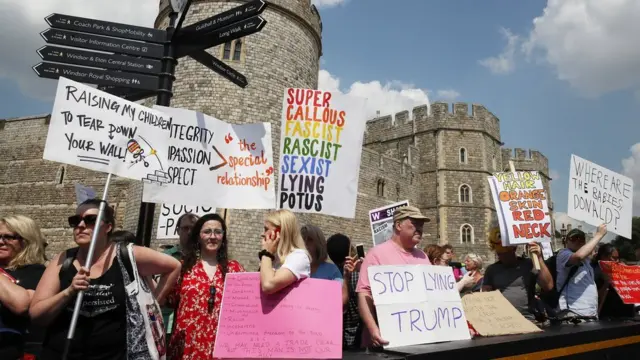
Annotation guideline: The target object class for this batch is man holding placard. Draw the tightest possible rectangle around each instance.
[356,206,431,348]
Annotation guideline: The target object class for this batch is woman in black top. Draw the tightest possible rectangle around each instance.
[0,215,48,360]
[30,199,181,360]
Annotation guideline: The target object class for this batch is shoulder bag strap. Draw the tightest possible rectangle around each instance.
[558,264,581,294]
[61,247,80,274]
[119,242,134,281]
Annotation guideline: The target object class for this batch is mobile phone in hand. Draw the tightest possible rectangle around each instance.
[356,244,365,259]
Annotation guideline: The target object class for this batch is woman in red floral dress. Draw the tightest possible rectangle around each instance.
[165,213,244,360]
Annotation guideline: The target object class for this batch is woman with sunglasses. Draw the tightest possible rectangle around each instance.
[164,213,244,360]
[30,199,181,360]
[0,215,47,360]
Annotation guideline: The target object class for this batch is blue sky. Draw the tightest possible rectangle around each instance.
[1,0,639,236]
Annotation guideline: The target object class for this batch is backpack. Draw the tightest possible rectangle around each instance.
[539,253,580,310]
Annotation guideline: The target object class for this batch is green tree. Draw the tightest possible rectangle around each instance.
[611,217,640,260]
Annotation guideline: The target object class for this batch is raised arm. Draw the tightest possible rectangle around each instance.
[567,224,607,266]
[133,246,181,304]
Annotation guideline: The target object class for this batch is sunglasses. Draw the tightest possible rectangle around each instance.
[0,233,21,242]
[68,214,99,228]
[208,285,216,313]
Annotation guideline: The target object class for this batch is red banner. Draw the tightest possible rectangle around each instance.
[599,261,640,304]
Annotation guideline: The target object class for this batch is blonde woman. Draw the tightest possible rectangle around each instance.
[259,210,311,294]
[0,215,47,360]
[461,253,484,295]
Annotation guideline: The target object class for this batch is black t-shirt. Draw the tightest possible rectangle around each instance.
[0,264,46,359]
[593,265,634,318]
[41,258,127,360]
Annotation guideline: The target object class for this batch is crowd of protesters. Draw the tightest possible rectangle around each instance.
[0,199,635,359]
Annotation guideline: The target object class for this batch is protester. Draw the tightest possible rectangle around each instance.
[556,225,607,318]
[302,224,342,282]
[165,213,244,360]
[327,234,363,350]
[483,218,553,321]
[592,244,634,318]
[259,209,311,294]
[0,215,47,360]
[424,244,445,265]
[30,199,181,360]
[356,206,430,348]
[442,244,462,280]
[460,253,484,294]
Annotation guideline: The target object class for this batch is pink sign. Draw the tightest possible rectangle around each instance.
[213,272,342,359]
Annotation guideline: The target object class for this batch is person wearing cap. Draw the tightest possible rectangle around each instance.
[556,224,607,318]
[356,205,431,348]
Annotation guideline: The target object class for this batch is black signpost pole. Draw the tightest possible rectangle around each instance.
[135,12,179,247]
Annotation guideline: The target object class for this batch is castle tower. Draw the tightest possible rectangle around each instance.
[123,0,323,269]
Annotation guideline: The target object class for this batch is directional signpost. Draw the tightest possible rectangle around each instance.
[190,50,247,88]
[37,46,161,74]
[32,62,158,90]
[45,13,167,43]
[176,0,266,39]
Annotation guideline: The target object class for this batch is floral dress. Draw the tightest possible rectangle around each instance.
[166,260,244,360]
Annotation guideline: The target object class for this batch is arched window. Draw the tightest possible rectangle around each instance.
[377,179,385,196]
[460,224,474,243]
[459,184,471,203]
[233,39,243,61]
[459,148,467,164]
[222,42,232,60]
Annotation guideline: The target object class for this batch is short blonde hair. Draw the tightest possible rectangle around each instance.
[265,209,309,263]
[465,253,484,272]
[0,215,47,269]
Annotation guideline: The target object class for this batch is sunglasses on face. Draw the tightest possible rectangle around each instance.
[68,214,99,228]
[208,285,216,313]
[0,233,21,242]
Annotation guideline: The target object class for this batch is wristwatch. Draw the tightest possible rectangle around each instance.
[258,249,275,261]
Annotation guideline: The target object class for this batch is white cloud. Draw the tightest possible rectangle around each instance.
[311,0,346,8]
[621,143,640,214]
[0,0,160,101]
[549,169,561,181]
[519,0,640,97]
[435,89,461,102]
[552,211,617,242]
[479,27,519,75]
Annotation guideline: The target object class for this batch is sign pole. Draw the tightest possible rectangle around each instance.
[62,173,113,360]
[135,12,179,248]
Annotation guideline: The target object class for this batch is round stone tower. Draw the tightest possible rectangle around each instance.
[142,0,322,268]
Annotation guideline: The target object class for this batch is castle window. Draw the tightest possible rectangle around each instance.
[221,39,245,62]
[233,39,242,61]
[222,42,232,60]
[492,155,497,170]
[57,166,65,184]
[459,184,472,203]
[377,179,385,197]
[460,224,474,244]
[459,148,467,164]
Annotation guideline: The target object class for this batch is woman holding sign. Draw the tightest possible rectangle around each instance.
[259,210,311,294]
[165,213,244,360]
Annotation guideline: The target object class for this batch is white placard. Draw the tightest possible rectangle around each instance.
[278,88,367,218]
[487,171,552,246]
[368,265,470,348]
[74,183,96,204]
[369,201,409,247]
[43,77,171,181]
[156,203,215,239]
[568,154,633,238]
[142,106,276,209]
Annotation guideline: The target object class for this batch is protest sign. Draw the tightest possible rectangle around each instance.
[462,291,541,336]
[213,273,342,359]
[488,171,552,246]
[599,261,640,304]
[74,183,96,204]
[278,88,366,218]
[568,154,633,238]
[368,265,470,348]
[369,201,409,246]
[142,106,275,209]
[43,77,170,181]
[156,204,215,239]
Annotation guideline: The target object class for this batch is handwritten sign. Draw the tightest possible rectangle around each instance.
[599,261,640,304]
[568,155,633,238]
[213,273,342,359]
[43,77,170,181]
[142,106,275,209]
[369,201,409,247]
[156,204,215,239]
[368,265,470,348]
[462,291,542,336]
[488,171,552,246]
[278,88,366,218]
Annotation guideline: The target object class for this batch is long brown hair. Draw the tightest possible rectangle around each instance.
[181,213,229,278]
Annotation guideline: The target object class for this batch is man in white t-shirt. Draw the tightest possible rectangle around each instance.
[556,224,607,318]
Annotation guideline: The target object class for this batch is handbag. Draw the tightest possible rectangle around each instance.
[116,242,167,360]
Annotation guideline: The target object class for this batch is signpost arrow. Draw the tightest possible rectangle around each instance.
[32,62,159,90]
[100,86,158,102]
[40,28,164,59]
[190,50,247,88]
[175,16,267,58]
[176,0,266,39]
[45,13,166,43]
[37,45,161,75]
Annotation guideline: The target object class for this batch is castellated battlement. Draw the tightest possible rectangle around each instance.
[360,147,415,178]
[364,102,501,145]
[501,148,549,176]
